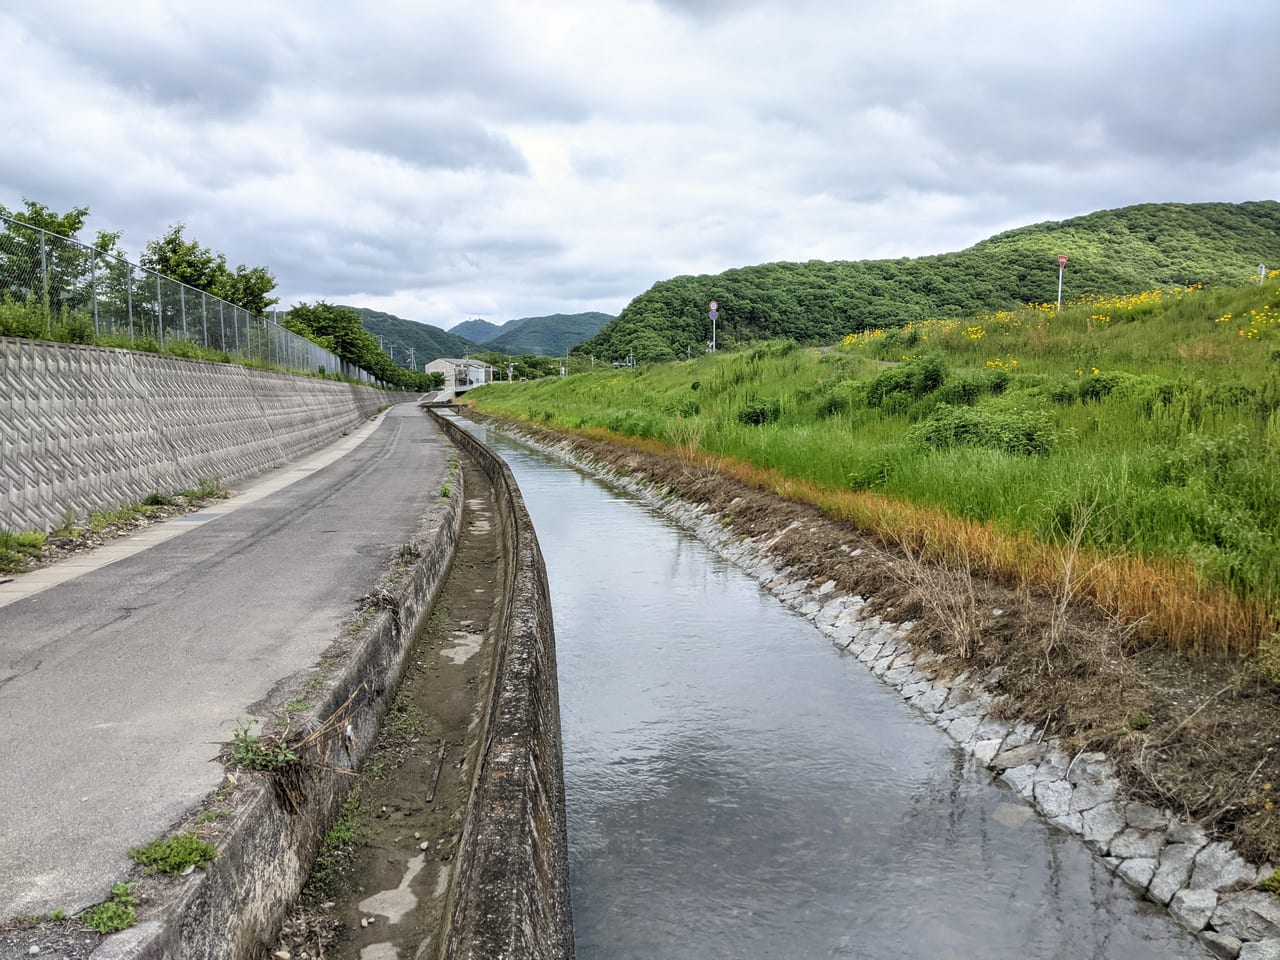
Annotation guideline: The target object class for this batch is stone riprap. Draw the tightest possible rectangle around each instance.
[495,423,1278,960]
[0,337,414,532]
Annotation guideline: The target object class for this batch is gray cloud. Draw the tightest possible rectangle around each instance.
[1,0,1276,331]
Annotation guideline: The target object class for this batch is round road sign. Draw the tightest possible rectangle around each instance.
[709,300,719,312]
[1057,254,1068,269]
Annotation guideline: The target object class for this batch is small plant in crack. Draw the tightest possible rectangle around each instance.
[81,883,138,933]
[230,723,300,771]
[130,832,217,875]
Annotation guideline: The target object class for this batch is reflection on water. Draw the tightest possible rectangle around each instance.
[462,420,1206,960]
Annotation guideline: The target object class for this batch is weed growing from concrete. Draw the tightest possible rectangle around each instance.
[230,723,300,771]
[441,481,452,499]
[81,883,137,933]
[0,529,44,573]
[130,833,217,875]
[284,694,309,714]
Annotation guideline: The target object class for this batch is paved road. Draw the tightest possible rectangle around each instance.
[0,403,455,919]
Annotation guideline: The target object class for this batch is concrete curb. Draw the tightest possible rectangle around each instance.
[498,422,1280,960]
[89,449,465,959]
[428,411,574,960]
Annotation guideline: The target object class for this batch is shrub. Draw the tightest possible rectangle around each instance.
[866,355,947,407]
[908,401,1058,456]
[736,396,781,426]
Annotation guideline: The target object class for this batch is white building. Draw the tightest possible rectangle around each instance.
[425,358,494,399]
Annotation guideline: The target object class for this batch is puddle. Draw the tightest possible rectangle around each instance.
[442,630,484,664]
[359,853,426,923]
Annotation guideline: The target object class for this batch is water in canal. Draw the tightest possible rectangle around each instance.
[465,422,1206,960]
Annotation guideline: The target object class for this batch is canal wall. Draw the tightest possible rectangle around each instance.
[0,337,414,532]
[492,422,1280,960]
[429,411,575,960]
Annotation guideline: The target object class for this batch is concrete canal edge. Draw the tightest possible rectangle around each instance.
[492,421,1280,960]
[428,410,574,960]
[91,441,465,960]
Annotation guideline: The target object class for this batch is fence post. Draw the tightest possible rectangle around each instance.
[90,247,99,335]
[180,285,187,340]
[201,292,209,346]
[40,230,50,336]
[219,299,226,353]
[127,263,134,340]
[156,274,164,347]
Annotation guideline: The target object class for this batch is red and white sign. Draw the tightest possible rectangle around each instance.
[1057,254,1068,269]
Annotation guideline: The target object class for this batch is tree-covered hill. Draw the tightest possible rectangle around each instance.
[342,306,482,366]
[486,311,613,356]
[450,317,504,342]
[578,201,1280,362]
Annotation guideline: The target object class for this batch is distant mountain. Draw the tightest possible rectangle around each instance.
[485,312,613,356]
[450,317,505,343]
[579,200,1280,362]
[341,306,482,367]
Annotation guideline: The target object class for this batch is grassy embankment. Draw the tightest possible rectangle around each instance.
[465,276,1280,663]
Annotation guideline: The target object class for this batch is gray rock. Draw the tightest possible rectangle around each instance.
[1149,842,1207,906]
[1238,940,1280,960]
[1212,891,1280,942]
[1000,764,1038,798]
[1035,780,1074,819]
[857,641,885,664]
[1067,751,1115,785]
[938,700,985,724]
[911,687,947,714]
[1169,888,1219,931]
[1124,802,1170,831]
[1000,723,1037,751]
[1034,752,1071,785]
[973,717,1011,743]
[1110,829,1166,860]
[871,655,894,676]
[1049,812,1084,835]
[1199,932,1243,960]
[1116,857,1158,890]
[1192,842,1259,893]
[945,715,982,745]
[992,742,1047,771]
[884,665,917,688]
[900,681,931,701]
[1081,802,1127,851]
[1069,781,1118,814]
[971,739,1004,766]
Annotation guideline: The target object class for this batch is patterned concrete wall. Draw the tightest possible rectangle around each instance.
[0,337,407,532]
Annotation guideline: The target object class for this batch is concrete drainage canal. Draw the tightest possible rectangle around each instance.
[305,417,1212,959]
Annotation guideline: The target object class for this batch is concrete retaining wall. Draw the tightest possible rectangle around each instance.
[429,411,574,960]
[0,337,412,532]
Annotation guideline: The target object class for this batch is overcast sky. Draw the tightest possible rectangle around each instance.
[2,1,1277,330]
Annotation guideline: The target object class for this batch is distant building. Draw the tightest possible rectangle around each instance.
[425,358,494,399]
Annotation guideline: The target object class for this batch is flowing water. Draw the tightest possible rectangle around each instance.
[462,421,1207,960]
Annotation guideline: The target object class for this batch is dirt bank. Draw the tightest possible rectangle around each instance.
[479,415,1280,871]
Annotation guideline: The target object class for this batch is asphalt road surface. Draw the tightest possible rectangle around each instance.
[0,403,454,919]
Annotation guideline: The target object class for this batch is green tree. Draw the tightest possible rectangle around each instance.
[0,199,125,324]
[141,223,278,314]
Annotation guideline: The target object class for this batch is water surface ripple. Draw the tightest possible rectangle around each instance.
[467,422,1206,960]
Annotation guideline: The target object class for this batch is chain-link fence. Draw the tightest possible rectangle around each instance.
[0,214,381,384]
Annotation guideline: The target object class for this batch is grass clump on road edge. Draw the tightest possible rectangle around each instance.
[81,883,137,933]
[129,832,217,875]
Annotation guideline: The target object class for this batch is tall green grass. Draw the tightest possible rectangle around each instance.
[468,279,1280,636]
